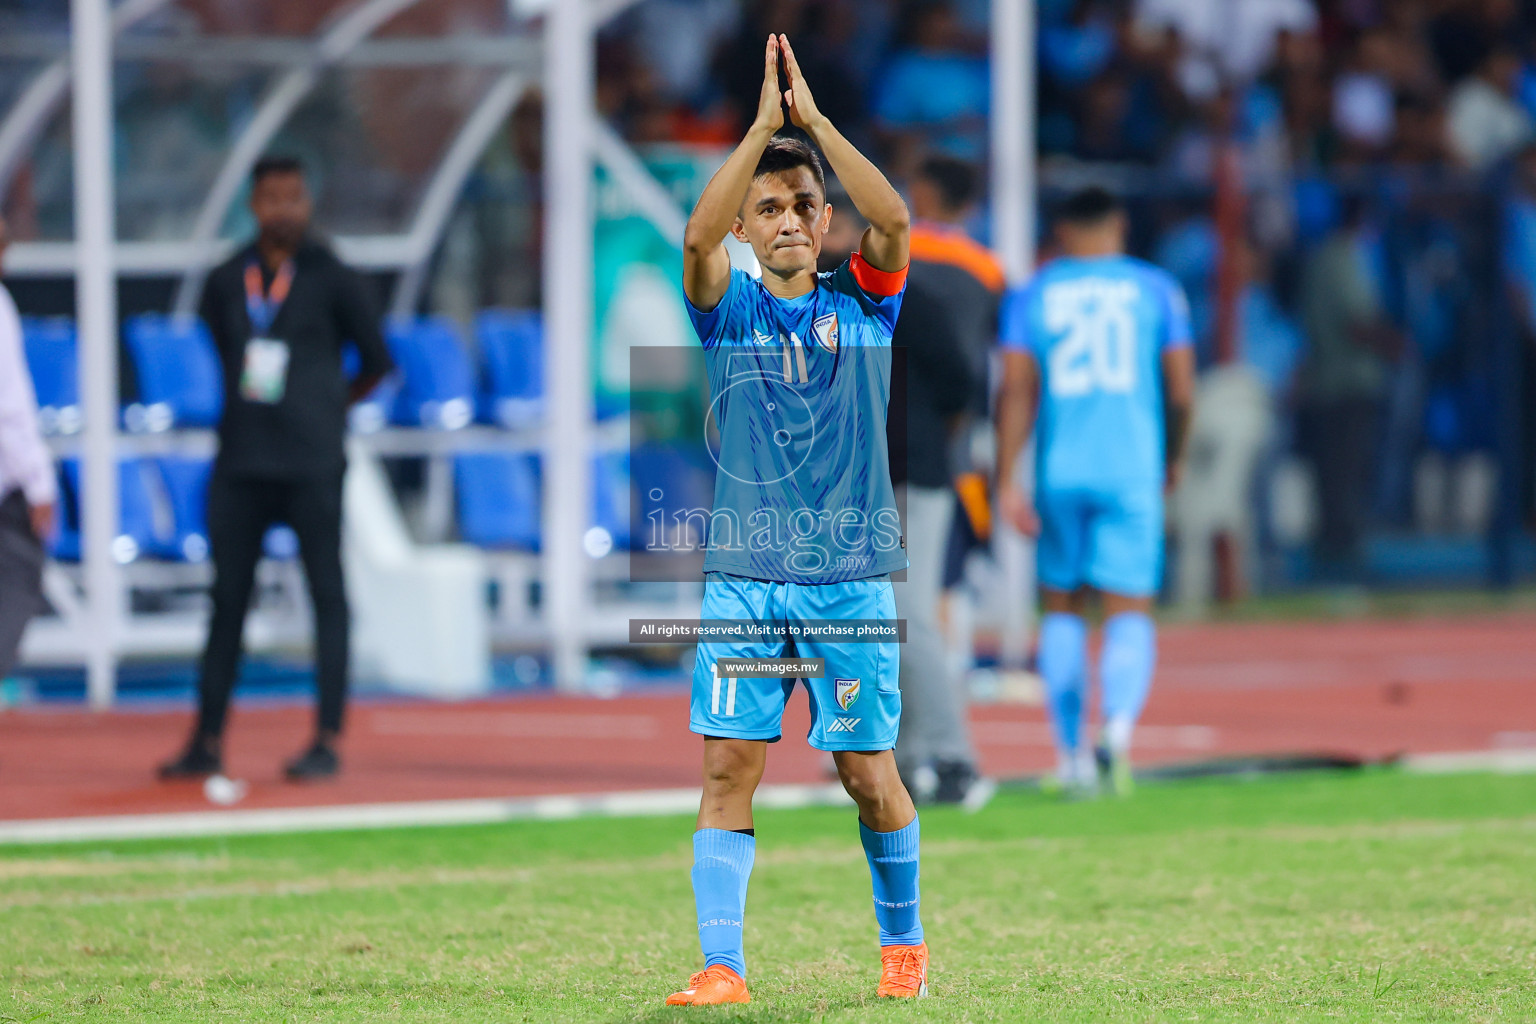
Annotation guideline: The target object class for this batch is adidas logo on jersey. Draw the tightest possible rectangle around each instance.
[827,716,861,733]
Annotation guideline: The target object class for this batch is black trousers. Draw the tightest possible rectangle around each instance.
[1306,397,1379,567]
[0,490,46,681]
[195,469,349,739]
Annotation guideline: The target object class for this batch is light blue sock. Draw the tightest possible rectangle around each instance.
[1038,612,1088,757]
[691,828,755,977]
[1100,611,1157,747]
[859,816,923,946]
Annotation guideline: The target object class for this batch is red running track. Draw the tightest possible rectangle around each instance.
[1,614,1532,822]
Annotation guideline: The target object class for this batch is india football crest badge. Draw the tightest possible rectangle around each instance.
[813,311,839,353]
[835,677,860,711]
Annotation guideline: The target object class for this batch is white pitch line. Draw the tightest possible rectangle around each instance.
[366,710,662,740]
[971,721,1218,750]
[1401,748,1536,775]
[8,748,1531,846]
[0,783,854,846]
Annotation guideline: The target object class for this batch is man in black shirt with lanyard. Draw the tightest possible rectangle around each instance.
[160,156,393,781]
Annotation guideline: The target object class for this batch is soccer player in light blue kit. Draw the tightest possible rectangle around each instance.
[995,187,1197,798]
[665,34,929,1006]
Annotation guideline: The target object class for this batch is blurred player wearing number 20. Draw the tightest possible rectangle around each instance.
[668,35,927,1005]
[995,188,1197,799]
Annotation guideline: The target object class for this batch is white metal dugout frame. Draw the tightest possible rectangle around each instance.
[0,0,1035,705]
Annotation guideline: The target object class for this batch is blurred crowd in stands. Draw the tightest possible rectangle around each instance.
[598,0,1536,172]
[602,0,1536,580]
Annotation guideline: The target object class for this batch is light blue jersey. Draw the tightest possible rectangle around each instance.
[1000,255,1192,492]
[1001,255,1192,596]
[684,255,910,749]
[686,259,909,585]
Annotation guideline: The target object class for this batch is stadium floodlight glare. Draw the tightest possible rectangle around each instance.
[121,401,173,434]
[110,535,138,565]
[583,526,615,559]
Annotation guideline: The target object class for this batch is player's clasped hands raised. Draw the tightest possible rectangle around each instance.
[754,34,827,135]
[755,35,784,133]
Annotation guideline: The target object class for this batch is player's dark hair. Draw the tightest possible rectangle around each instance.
[252,155,304,185]
[1057,186,1123,226]
[917,155,979,211]
[753,134,826,200]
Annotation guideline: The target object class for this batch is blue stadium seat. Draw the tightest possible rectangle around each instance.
[123,314,224,431]
[475,309,543,428]
[454,451,637,552]
[154,456,213,562]
[47,464,78,562]
[591,450,632,551]
[52,459,163,564]
[629,442,712,515]
[342,342,401,434]
[384,316,475,429]
[20,316,81,436]
[455,452,541,550]
[626,445,715,555]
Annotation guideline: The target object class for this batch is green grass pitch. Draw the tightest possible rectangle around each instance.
[3,769,1534,1022]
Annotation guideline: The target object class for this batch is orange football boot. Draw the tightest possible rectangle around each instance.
[665,964,751,1005]
[876,942,929,998]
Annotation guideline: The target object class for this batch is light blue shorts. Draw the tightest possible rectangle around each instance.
[1036,486,1164,598]
[689,573,901,752]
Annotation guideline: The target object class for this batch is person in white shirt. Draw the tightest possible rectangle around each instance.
[1448,45,1533,171]
[0,214,56,679]
[1136,0,1318,96]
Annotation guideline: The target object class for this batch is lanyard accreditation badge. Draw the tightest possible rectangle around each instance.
[240,259,294,404]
